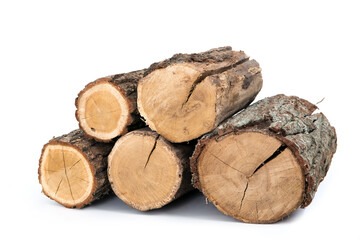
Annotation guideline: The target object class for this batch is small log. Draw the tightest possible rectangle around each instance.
[75,70,146,142]
[108,128,194,211]
[190,95,337,223]
[137,46,263,143]
[38,129,113,208]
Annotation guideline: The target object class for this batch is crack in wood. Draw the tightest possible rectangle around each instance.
[251,145,287,177]
[209,152,246,175]
[182,58,249,107]
[76,177,89,183]
[62,147,75,202]
[69,159,81,170]
[54,178,63,196]
[237,145,288,213]
[255,201,259,222]
[90,98,102,113]
[144,135,159,169]
[239,181,249,212]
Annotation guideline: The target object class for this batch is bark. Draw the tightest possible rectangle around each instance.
[38,129,114,208]
[191,94,337,208]
[144,46,247,76]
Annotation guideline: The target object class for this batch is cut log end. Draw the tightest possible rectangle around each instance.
[138,64,217,143]
[137,48,263,143]
[76,79,131,142]
[108,130,191,211]
[39,143,95,208]
[196,132,305,223]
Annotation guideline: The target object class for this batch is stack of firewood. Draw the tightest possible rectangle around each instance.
[38,47,337,223]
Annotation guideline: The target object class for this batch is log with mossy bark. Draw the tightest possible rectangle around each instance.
[75,70,146,142]
[190,94,337,223]
[137,46,263,143]
[38,129,113,208]
[108,128,194,211]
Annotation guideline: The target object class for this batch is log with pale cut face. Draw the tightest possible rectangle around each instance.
[196,132,304,223]
[191,95,337,223]
[137,47,262,143]
[107,128,194,211]
[76,70,146,142]
[40,144,95,207]
[38,129,113,208]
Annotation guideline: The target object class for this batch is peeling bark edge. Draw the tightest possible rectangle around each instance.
[190,94,337,209]
[75,69,146,142]
[38,129,114,208]
[144,46,240,76]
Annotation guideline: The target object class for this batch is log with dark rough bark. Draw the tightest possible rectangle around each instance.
[137,46,263,143]
[75,69,146,142]
[190,94,337,223]
[38,129,113,208]
[108,128,194,211]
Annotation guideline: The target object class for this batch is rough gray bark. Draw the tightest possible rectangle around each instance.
[191,94,337,208]
[38,129,114,208]
[144,46,248,76]
[75,69,146,142]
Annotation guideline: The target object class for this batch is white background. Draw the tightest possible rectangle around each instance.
[1,0,359,239]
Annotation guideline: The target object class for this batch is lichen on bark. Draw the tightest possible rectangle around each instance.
[191,94,337,208]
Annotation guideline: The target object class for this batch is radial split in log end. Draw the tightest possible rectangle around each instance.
[138,64,217,143]
[192,132,305,223]
[76,78,133,142]
[108,129,193,211]
[38,142,96,208]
